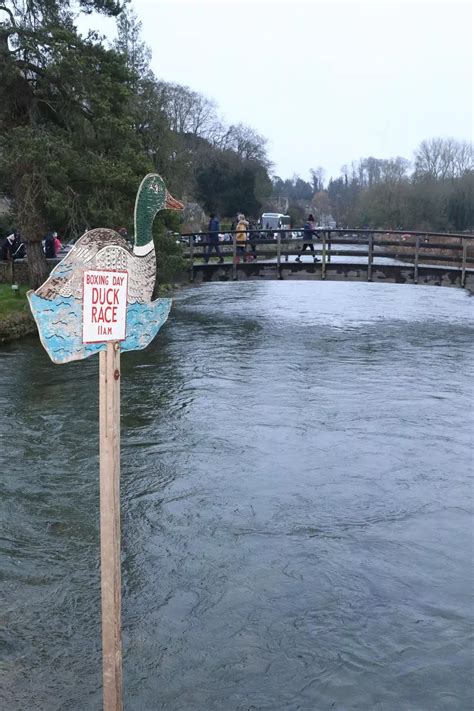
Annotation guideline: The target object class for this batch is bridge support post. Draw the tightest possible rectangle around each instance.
[232,231,237,280]
[321,233,326,280]
[189,235,194,282]
[414,235,420,284]
[367,233,373,281]
[461,240,467,288]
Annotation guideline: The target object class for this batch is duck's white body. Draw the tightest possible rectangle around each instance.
[36,228,156,304]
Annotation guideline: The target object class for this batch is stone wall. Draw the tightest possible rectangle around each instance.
[0,258,58,285]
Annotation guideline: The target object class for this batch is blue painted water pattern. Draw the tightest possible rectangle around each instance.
[1,281,473,709]
[28,293,171,363]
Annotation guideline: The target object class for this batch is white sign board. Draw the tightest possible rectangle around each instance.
[82,270,128,343]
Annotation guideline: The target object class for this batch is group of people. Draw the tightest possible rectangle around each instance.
[0,229,63,261]
[203,212,254,264]
[202,212,320,263]
[42,231,62,257]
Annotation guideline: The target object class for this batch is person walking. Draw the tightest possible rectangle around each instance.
[248,219,258,260]
[235,213,249,263]
[295,214,319,262]
[204,213,224,263]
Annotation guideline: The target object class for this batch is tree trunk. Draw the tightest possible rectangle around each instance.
[26,239,48,289]
[13,175,48,289]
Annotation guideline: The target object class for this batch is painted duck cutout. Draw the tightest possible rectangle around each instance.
[28,174,184,364]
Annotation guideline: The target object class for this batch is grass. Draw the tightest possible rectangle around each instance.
[0,283,30,318]
[0,283,36,342]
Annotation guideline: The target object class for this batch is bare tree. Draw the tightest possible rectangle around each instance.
[415,137,473,180]
[218,123,270,166]
[452,140,473,176]
[158,81,219,138]
[310,167,325,192]
[311,190,331,222]
[380,157,410,182]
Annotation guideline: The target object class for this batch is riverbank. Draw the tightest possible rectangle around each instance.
[0,284,37,343]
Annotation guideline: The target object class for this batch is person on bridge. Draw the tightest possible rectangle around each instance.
[295,214,319,263]
[204,213,224,263]
[235,213,249,263]
[248,219,258,261]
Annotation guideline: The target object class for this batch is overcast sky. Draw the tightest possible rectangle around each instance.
[79,0,473,182]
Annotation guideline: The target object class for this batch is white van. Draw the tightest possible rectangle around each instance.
[260,213,291,230]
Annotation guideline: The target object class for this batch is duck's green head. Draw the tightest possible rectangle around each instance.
[134,174,184,254]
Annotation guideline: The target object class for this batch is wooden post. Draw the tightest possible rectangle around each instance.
[232,231,237,280]
[414,234,420,284]
[189,235,194,282]
[99,342,123,711]
[321,232,326,280]
[327,231,331,262]
[368,233,373,282]
[461,240,467,288]
[277,233,281,269]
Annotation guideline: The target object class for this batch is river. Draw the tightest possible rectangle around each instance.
[1,281,473,710]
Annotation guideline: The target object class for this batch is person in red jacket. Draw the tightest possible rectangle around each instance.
[53,232,62,256]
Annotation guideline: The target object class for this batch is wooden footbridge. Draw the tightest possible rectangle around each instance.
[180,229,474,291]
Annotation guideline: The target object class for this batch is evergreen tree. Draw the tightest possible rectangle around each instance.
[113,3,152,87]
[0,0,150,287]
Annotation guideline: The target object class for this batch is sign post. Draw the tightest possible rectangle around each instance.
[99,341,123,711]
[82,269,128,710]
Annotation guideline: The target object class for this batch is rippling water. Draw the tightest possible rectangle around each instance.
[1,282,473,710]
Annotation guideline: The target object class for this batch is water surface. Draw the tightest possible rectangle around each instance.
[1,281,473,710]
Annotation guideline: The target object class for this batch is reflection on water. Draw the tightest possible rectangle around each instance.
[1,282,473,710]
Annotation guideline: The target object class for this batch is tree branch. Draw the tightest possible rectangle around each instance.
[0,4,17,28]
[16,59,47,76]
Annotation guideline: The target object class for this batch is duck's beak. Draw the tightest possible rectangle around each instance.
[165,191,184,210]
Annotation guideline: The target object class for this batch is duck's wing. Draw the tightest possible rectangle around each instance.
[93,245,156,304]
[126,249,156,304]
[35,228,130,300]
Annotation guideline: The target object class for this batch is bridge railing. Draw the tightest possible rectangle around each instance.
[176,228,474,286]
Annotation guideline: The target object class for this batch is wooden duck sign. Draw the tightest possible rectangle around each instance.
[28,174,183,363]
[28,174,184,711]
